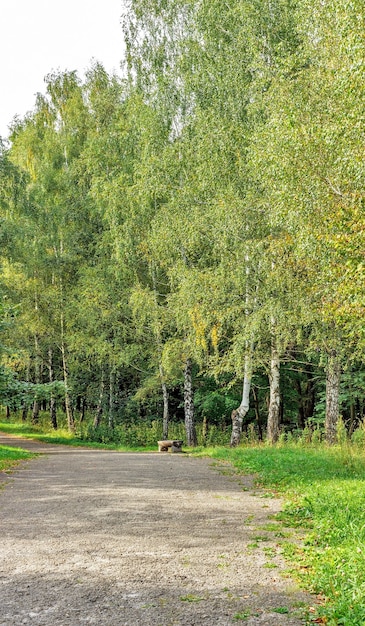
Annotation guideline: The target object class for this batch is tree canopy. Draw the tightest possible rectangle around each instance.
[1,0,364,444]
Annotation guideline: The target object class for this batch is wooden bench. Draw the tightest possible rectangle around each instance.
[158,439,183,453]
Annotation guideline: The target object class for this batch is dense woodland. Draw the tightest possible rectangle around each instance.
[1,0,365,446]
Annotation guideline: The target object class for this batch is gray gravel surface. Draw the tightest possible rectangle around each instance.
[0,434,311,625]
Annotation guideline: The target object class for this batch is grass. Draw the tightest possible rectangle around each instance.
[233,610,252,621]
[197,443,365,626]
[0,409,231,448]
[273,606,290,614]
[0,445,37,473]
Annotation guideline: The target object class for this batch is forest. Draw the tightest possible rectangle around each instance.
[0,0,364,447]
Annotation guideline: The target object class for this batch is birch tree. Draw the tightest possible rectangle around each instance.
[248,0,365,440]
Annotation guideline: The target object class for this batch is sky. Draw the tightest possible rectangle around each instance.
[0,0,126,138]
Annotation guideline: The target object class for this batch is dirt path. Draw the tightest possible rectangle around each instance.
[0,434,310,625]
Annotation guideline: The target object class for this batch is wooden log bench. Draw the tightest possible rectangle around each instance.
[157,439,183,453]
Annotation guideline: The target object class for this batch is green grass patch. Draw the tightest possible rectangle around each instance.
[272,607,289,614]
[233,610,251,621]
[0,445,37,472]
[194,443,365,625]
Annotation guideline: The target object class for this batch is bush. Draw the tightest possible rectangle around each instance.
[351,421,365,446]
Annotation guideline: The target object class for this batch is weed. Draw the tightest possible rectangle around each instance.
[233,610,251,621]
[272,607,289,614]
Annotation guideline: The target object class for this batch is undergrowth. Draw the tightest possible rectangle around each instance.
[0,411,231,448]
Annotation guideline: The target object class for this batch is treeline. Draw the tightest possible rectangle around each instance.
[1,0,365,445]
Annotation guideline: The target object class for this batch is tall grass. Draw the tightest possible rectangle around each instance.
[0,410,231,448]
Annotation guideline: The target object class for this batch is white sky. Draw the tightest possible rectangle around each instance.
[0,0,126,138]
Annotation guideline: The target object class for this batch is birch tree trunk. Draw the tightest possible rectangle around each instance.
[48,347,58,430]
[32,284,41,424]
[22,359,31,421]
[60,312,75,432]
[325,350,341,444]
[267,344,280,444]
[231,247,255,447]
[184,357,197,447]
[159,363,170,440]
[231,352,252,447]
[32,334,41,424]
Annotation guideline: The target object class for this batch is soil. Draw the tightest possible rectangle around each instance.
[0,433,311,626]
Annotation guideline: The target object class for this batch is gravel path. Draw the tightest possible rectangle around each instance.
[0,434,310,625]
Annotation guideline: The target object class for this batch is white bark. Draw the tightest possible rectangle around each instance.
[267,345,280,444]
[32,333,41,424]
[325,350,341,444]
[60,311,75,432]
[48,347,57,430]
[230,352,252,447]
[231,246,254,447]
[159,363,170,440]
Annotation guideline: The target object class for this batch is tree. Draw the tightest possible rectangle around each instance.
[6,71,96,430]
[248,0,365,441]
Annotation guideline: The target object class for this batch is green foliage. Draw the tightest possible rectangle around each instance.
[0,369,65,408]
[351,421,365,447]
[194,384,239,426]
[79,418,230,448]
[80,420,163,447]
